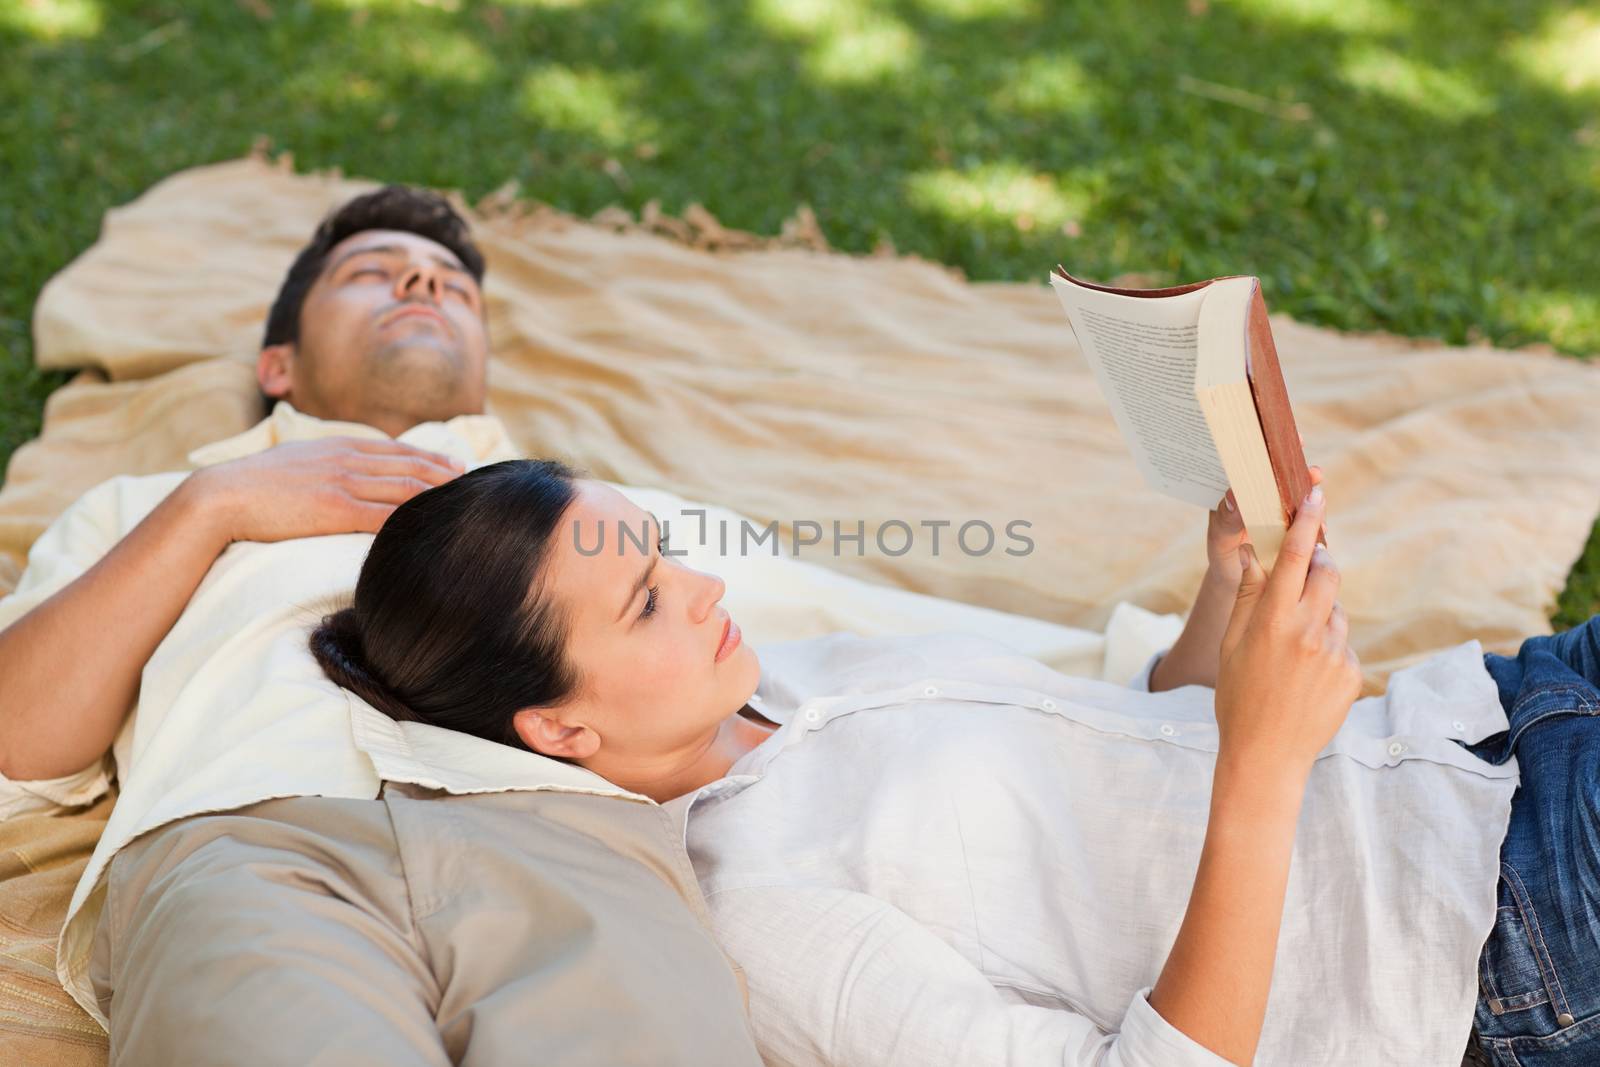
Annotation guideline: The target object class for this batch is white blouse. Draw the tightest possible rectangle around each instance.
[680,630,1517,1066]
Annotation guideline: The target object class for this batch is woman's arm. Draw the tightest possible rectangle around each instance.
[1149,486,1359,1065]
[1148,568,1235,691]
[710,883,1239,1067]
[1147,752,1308,1065]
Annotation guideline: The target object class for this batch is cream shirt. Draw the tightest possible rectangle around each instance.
[0,402,1172,1029]
[677,631,1518,1067]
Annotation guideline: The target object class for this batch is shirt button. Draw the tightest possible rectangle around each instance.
[1040,699,1057,711]
[1388,741,1405,756]
[804,708,821,724]
[923,686,939,697]
[1451,720,1465,732]
[749,693,765,705]
[1160,724,1176,737]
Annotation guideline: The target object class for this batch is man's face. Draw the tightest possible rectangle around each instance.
[259,228,490,434]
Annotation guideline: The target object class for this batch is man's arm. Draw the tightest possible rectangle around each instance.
[0,478,229,780]
[0,437,464,782]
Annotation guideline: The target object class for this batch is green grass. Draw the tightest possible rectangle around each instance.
[3,0,1599,624]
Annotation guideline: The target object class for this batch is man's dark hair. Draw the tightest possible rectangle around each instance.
[261,185,487,349]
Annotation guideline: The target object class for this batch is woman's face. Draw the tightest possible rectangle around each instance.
[513,481,761,788]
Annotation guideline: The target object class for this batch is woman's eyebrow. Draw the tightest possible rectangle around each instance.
[614,516,661,623]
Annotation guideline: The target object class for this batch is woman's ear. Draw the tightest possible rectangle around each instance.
[512,707,601,761]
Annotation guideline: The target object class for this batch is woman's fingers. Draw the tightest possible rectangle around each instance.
[1219,466,1321,514]
[1302,549,1342,629]
[1265,487,1326,611]
[1325,600,1349,646]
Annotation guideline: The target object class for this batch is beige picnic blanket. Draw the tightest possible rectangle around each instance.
[2,153,1599,1058]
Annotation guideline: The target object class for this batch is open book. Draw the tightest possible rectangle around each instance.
[1049,268,1325,571]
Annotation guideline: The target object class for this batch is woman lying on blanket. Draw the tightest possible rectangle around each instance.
[310,458,1592,1067]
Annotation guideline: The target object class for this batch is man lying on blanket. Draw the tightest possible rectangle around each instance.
[0,186,1143,1065]
[0,188,776,1066]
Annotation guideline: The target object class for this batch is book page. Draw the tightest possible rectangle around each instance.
[1049,275,1230,509]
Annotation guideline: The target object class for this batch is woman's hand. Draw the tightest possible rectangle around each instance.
[1212,485,1362,773]
[1206,433,1322,588]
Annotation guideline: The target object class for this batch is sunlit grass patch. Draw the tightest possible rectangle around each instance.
[752,0,862,35]
[1216,0,1409,34]
[1339,44,1494,121]
[907,0,1039,20]
[1510,9,1600,95]
[906,163,1091,235]
[1504,289,1600,357]
[0,0,102,40]
[518,64,657,148]
[806,15,919,84]
[991,55,1097,116]
[753,0,921,85]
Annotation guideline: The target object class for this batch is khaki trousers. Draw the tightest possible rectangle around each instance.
[88,784,761,1067]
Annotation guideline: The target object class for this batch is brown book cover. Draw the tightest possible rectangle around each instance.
[1051,267,1327,552]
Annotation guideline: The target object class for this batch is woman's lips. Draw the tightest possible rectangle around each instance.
[715,618,742,663]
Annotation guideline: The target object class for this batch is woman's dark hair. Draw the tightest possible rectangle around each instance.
[263,184,486,350]
[310,458,582,753]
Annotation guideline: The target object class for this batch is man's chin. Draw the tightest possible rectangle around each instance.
[363,343,477,412]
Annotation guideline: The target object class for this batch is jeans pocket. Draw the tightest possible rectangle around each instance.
[1478,864,1578,1039]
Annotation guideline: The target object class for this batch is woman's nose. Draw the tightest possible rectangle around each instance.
[691,569,726,622]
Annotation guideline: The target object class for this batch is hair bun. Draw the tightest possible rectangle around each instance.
[309,607,421,723]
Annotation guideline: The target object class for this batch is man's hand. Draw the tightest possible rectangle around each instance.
[0,436,467,780]
[183,437,465,545]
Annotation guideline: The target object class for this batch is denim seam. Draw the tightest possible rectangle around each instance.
[1504,862,1573,1025]
[1481,906,1551,1013]
[1480,1004,1600,1058]
[1507,685,1600,746]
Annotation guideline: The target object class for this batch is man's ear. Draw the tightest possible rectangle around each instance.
[512,707,601,761]
[257,343,296,401]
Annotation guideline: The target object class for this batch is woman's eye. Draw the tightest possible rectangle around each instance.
[350,268,387,280]
[640,584,659,620]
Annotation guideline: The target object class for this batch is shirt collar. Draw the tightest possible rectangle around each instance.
[187,400,522,469]
[346,690,653,804]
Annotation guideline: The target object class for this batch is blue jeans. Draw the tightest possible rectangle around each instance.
[1464,615,1600,1065]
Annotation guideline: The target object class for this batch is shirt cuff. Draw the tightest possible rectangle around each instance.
[1117,985,1240,1067]
[1125,649,1167,693]
[0,757,111,821]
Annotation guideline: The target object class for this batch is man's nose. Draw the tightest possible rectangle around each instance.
[394,262,443,303]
